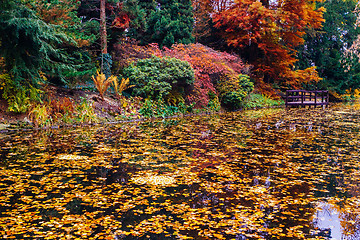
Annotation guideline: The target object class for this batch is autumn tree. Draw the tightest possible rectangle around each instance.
[163,43,251,107]
[192,0,234,45]
[192,0,213,42]
[212,0,325,94]
[297,0,360,94]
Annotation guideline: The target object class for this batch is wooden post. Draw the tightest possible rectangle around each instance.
[285,90,288,108]
[327,91,329,107]
[301,91,304,104]
[314,91,317,108]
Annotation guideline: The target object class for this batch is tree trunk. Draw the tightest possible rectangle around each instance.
[100,0,107,54]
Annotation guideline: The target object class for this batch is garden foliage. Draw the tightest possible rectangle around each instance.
[162,43,252,107]
[212,0,325,92]
[297,0,360,94]
[124,0,194,47]
[122,56,195,101]
[114,42,253,108]
[0,0,95,111]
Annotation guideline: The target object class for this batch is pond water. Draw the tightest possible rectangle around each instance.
[1,103,360,239]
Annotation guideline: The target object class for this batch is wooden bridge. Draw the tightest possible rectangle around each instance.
[285,90,329,108]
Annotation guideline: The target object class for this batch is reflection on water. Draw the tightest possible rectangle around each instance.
[313,202,341,240]
[0,104,360,239]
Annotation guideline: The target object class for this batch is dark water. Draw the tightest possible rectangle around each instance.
[0,104,360,239]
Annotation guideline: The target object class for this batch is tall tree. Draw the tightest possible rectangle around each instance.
[77,0,128,77]
[297,0,360,94]
[0,0,86,86]
[124,0,194,47]
[212,0,325,92]
[100,0,108,55]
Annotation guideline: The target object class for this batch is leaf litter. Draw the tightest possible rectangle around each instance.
[0,103,360,239]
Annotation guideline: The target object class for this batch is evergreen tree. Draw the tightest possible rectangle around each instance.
[0,0,94,87]
[123,0,157,44]
[297,0,360,93]
[124,0,194,47]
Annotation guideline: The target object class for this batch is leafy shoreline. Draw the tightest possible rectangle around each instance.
[0,84,284,131]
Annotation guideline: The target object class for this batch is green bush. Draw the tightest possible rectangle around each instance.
[207,91,221,112]
[238,74,254,94]
[221,74,254,110]
[222,91,246,110]
[122,56,195,100]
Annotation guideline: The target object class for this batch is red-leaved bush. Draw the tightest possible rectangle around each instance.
[113,41,251,106]
[163,44,251,106]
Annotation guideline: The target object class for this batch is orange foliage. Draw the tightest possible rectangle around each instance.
[113,39,162,73]
[163,43,251,106]
[212,0,325,91]
[50,97,75,118]
[25,0,91,47]
[111,13,130,31]
[30,0,79,25]
[192,0,234,41]
[283,66,322,88]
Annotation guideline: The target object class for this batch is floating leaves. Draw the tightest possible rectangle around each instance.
[132,173,176,186]
[1,103,360,239]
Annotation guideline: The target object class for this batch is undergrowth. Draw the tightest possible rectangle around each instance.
[242,93,284,109]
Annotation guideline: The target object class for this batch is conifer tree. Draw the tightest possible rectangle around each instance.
[0,0,94,87]
[125,0,194,47]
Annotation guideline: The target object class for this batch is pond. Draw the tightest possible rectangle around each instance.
[0,103,360,239]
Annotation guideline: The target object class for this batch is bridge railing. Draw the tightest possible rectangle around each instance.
[285,90,329,108]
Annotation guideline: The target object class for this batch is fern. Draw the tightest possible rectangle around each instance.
[112,77,134,99]
[92,71,117,99]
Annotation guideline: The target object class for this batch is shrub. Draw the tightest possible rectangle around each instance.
[122,56,194,100]
[1,73,43,113]
[28,105,52,127]
[222,91,246,111]
[49,97,76,122]
[163,43,252,106]
[238,74,254,94]
[207,91,221,112]
[220,74,254,110]
[112,77,134,99]
[113,42,251,106]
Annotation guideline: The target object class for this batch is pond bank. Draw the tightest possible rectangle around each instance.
[0,86,288,131]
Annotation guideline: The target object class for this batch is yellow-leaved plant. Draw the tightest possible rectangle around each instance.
[112,77,134,99]
[92,71,117,99]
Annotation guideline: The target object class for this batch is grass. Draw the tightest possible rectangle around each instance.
[242,93,284,109]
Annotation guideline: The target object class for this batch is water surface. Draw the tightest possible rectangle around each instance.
[1,104,360,239]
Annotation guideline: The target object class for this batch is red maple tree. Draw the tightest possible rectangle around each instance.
[212,0,325,94]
